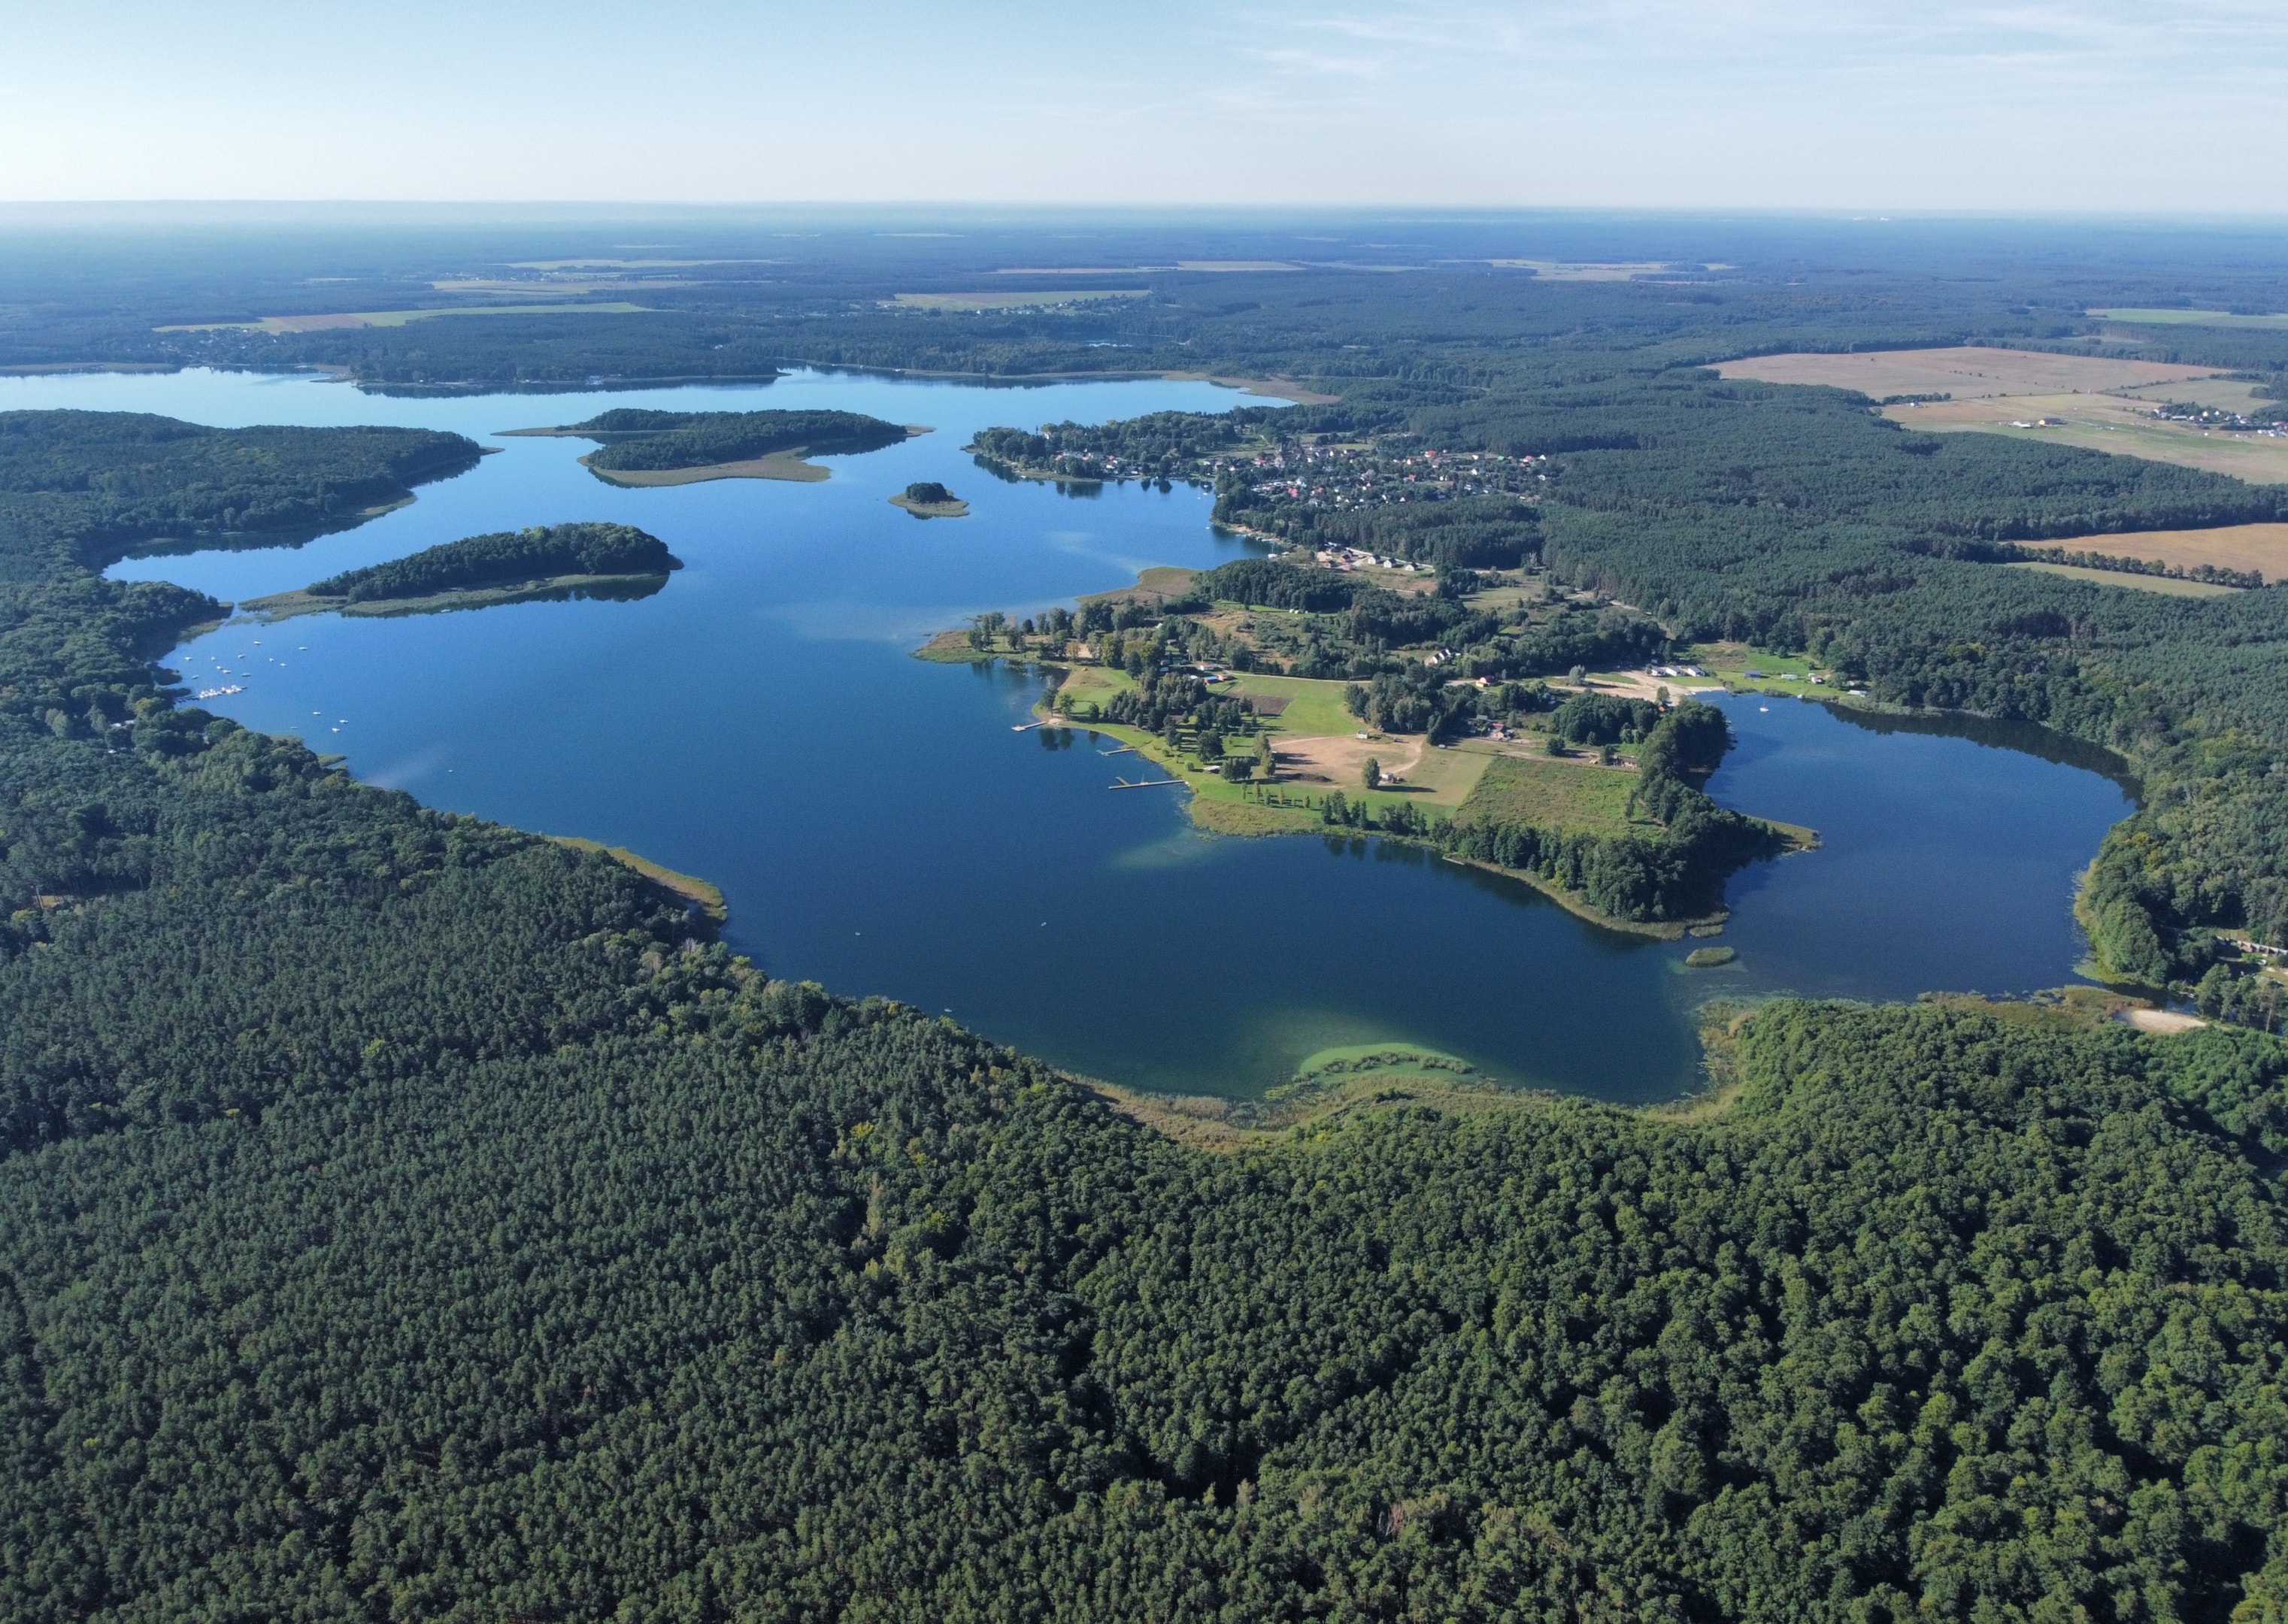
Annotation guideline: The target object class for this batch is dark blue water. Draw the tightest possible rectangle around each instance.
[0,367,2137,1101]
[1703,698,2135,1001]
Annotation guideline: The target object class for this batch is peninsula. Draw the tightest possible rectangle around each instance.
[241,522,679,619]
[507,408,923,485]
[920,556,1806,934]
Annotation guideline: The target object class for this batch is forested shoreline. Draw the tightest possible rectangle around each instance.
[301,521,677,602]
[4,226,2288,1617]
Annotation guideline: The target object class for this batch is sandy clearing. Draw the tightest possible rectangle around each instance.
[1562,672,1726,704]
[1157,372,1342,404]
[1716,346,2224,400]
[1274,732,1424,786]
[2120,1008,2207,1034]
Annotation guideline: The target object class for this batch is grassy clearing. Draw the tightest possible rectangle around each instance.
[1716,346,2221,398]
[1220,672,1356,737]
[912,630,992,664]
[1454,752,1643,836]
[549,838,726,922]
[2093,308,2288,329]
[1077,565,1199,607]
[1047,663,1138,710]
[2006,561,2239,598]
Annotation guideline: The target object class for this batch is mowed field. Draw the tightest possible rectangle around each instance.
[1714,346,2225,399]
[2024,522,2288,583]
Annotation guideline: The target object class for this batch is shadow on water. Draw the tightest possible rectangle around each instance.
[1825,701,2141,795]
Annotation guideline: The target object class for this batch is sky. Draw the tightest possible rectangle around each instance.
[4,0,2284,212]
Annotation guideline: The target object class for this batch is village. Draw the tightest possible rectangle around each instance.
[1224,441,1555,515]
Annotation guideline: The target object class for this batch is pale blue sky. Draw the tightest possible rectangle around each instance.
[4,1,2283,211]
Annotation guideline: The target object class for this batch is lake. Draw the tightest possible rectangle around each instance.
[5,366,2138,1101]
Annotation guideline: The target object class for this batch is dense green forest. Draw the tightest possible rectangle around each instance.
[0,408,2282,1619]
[6,225,2288,1616]
[303,522,677,602]
[562,408,910,471]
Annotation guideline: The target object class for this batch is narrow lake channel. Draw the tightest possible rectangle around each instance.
[4,365,2138,1101]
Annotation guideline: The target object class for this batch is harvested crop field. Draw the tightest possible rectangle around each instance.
[2023,522,2288,583]
[1714,346,2223,399]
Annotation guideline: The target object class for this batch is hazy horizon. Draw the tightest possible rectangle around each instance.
[8,1,2285,214]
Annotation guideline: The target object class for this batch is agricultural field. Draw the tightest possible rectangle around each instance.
[1714,344,2223,399]
[1717,346,2288,481]
[2026,520,2288,581]
[1884,392,2288,483]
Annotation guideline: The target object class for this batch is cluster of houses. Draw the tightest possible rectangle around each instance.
[1314,546,1420,572]
[1231,443,1554,515]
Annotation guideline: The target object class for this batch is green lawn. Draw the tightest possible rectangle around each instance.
[1223,672,1357,736]
[1049,663,1140,716]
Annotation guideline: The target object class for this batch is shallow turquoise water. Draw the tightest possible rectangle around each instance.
[0,366,2135,1101]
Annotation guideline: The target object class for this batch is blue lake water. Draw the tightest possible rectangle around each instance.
[2,366,2138,1101]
